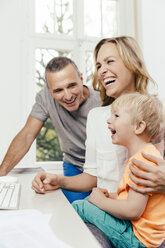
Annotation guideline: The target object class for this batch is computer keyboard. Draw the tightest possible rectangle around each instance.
[0,182,21,209]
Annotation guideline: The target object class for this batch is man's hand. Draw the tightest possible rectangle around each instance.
[129,152,165,194]
[32,172,60,194]
[88,188,109,208]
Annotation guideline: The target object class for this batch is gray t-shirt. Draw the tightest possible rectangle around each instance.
[30,85,101,170]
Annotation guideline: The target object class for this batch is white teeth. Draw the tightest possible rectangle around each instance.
[104,79,111,83]
[65,98,76,104]
[103,78,115,85]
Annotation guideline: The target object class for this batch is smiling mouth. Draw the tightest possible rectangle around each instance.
[64,98,76,105]
[104,79,116,86]
[111,129,116,135]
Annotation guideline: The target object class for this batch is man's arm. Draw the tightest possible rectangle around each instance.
[32,171,97,193]
[88,187,148,220]
[0,116,43,176]
[129,152,165,194]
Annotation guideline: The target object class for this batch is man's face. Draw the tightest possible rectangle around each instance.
[46,64,84,112]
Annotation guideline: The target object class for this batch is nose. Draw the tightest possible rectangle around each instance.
[64,89,72,101]
[107,116,112,125]
[99,64,108,78]
[107,116,113,131]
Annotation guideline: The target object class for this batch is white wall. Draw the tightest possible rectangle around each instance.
[0,0,22,162]
[0,0,35,165]
[137,0,165,101]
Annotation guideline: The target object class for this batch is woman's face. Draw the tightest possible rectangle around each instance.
[96,42,135,99]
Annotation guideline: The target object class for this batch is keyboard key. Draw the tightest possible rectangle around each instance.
[2,187,13,208]
[10,184,21,209]
[0,182,21,209]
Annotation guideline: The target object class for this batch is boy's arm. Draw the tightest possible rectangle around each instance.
[88,187,149,220]
[108,192,118,199]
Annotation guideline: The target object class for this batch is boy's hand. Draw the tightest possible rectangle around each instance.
[88,188,109,207]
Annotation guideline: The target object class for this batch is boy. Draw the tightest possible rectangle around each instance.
[72,93,165,248]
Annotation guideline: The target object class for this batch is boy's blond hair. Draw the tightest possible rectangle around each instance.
[111,93,165,141]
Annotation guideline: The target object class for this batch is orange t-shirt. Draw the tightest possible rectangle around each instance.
[117,144,165,248]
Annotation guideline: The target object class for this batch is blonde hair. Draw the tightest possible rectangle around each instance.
[93,36,156,106]
[111,93,165,141]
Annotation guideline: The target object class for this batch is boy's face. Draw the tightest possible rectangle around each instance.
[107,107,136,147]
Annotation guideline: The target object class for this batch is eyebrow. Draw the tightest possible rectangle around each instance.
[52,88,62,93]
[96,56,116,65]
[51,82,78,93]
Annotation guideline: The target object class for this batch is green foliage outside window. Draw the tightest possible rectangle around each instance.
[36,119,63,161]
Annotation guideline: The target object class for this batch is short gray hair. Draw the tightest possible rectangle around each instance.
[45,56,81,77]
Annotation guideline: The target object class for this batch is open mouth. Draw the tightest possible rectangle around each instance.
[111,128,116,135]
[104,79,116,86]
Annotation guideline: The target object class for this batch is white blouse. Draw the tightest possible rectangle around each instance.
[84,105,128,192]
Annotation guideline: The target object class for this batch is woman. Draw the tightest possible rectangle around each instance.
[83,36,164,193]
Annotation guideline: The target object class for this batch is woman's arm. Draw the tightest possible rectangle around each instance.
[88,187,148,220]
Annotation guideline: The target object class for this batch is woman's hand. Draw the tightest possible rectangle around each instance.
[129,152,165,194]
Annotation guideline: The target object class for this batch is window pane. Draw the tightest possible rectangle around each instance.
[35,0,73,35]
[84,0,118,37]
[55,0,73,35]
[84,0,101,37]
[102,0,118,36]
[35,0,54,33]
[85,51,94,86]
[35,48,71,161]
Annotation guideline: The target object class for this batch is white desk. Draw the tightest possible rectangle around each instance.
[10,168,101,248]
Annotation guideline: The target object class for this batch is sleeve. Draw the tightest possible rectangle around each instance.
[126,147,161,189]
[30,88,49,122]
[83,109,97,176]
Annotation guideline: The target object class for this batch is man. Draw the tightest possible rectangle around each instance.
[0,57,101,202]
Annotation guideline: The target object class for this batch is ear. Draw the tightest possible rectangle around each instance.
[134,121,146,135]
[80,73,83,82]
